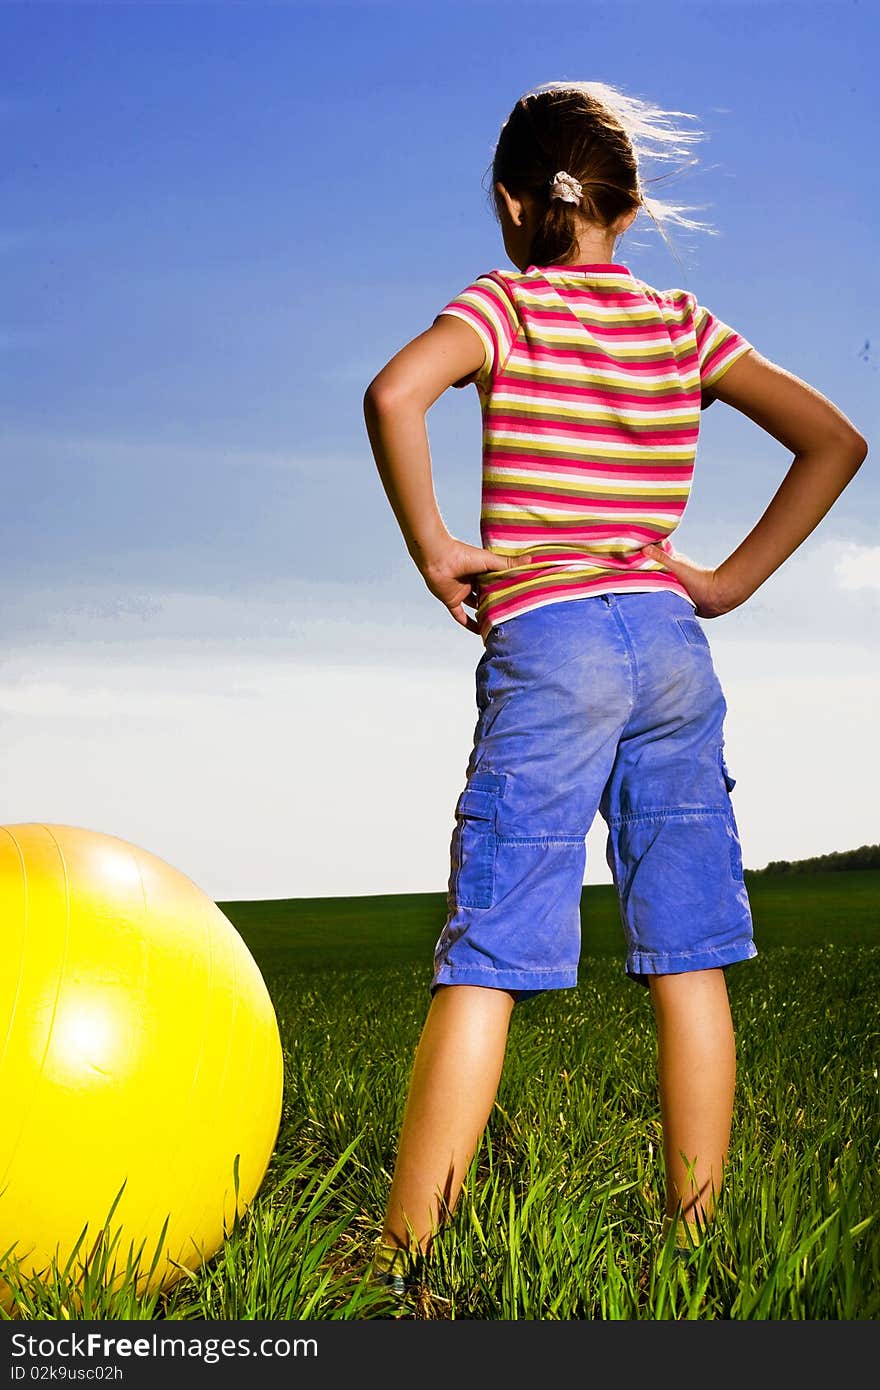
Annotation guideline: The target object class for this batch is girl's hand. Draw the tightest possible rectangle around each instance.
[641,543,737,618]
[418,539,532,634]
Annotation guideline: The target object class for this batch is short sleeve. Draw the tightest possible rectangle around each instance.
[434,273,519,390]
[690,294,754,393]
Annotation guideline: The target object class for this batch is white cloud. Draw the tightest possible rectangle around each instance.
[0,526,876,900]
[0,632,876,902]
[2,525,879,668]
[830,540,880,591]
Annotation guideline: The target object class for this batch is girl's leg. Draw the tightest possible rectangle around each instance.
[380,983,516,1256]
[648,967,736,1231]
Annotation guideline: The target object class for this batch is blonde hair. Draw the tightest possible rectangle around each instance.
[487,79,719,267]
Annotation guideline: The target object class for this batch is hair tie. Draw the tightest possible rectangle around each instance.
[549,170,583,205]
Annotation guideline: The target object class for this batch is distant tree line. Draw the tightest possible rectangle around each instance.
[748,844,880,876]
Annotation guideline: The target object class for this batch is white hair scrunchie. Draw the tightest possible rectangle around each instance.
[549,170,583,205]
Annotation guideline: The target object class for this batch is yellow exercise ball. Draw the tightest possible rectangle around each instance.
[0,824,284,1309]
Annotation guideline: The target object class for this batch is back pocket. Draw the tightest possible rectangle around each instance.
[676,616,710,650]
[451,772,505,909]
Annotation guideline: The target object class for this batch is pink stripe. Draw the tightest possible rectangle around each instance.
[481,574,693,628]
[485,446,696,471]
[486,417,699,445]
[478,545,673,588]
[526,310,680,339]
[521,345,678,375]
[485,454,693,476]
[485,519,675,533]
[483,489,687,513]
[485,460,693,481]
[490,378,700,406]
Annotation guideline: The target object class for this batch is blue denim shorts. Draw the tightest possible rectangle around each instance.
[431,591,757,1000]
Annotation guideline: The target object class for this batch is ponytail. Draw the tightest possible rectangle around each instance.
[487,79,718,268]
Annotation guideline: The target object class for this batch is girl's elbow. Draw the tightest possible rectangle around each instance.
[363,377,406,418]
[822,428,869,473]
[842,432,869,475]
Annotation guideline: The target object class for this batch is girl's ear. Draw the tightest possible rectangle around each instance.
[621,206,639,234]
[495,181,525,228]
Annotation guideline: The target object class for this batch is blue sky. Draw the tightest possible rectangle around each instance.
[1,1,877,900]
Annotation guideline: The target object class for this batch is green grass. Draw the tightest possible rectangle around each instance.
[215,867,880,977]
[1,871,877,1321]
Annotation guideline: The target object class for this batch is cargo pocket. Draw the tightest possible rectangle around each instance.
[676,616,710,650]
[451,771,505,909]
[717,747,743,880]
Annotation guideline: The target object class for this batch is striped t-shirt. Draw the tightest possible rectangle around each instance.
[435,261,754,642]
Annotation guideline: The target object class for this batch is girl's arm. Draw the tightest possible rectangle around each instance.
[363,316,528,634]
[645,351,869,616]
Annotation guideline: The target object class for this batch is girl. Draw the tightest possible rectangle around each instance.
[362,80,866,1290]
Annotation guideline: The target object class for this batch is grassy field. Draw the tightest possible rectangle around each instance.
[2,870,878,1320]
[215,866,880,975]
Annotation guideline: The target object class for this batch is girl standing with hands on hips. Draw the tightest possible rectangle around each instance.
[363,80,867,1291]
